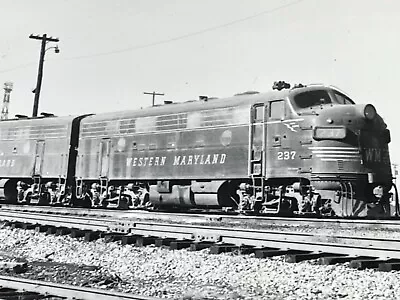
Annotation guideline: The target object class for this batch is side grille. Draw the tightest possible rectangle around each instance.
[337,160,344,171]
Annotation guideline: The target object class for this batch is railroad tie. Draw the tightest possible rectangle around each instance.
[318,256,371,265]
[209,243,239,254]
[21,223,36,230]
[100,232,125,242]
[45,227,57,235]
[55,227,71,236]
[135,236,157,247]
[70,229,90,238]
[254,248,305,258]
[121,234,142,245]
[10,222,23,229]
[379,261,400,271]
[349,258,400,270]
[285,252,339,263]
[235,246,256,255]
[34,225,51,233]
[155,237,176,247]
[169,240,193,250]
[190,241,214,251]
[84,231,101,242]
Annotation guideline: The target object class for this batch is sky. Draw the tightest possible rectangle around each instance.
[0,0,400,164]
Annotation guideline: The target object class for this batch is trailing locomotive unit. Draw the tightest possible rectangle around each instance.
[0,114,87,205]
[75,81,395,217]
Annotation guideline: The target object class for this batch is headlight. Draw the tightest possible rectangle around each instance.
[313,126,347,140]
[364,104,376,120]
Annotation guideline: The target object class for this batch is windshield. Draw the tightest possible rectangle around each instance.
[293,90,332,109]
[292,89,355,110]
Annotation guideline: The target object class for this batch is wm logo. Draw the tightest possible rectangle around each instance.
[363,148,389,163]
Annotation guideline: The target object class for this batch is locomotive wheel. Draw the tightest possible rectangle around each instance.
[117,196,130,209]
[101,200,108,208]
[3,179,18,203]
[72,194,92,208]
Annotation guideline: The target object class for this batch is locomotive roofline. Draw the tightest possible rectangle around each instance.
[81,84,338,123]
[0,114,80,125]
[2,84,348,124]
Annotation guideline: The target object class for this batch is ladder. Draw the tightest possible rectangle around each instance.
[248,103,266,208]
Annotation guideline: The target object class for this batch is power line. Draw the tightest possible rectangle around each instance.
[0,62,37,74]
[61,0,305,61]
[0,0,305,74]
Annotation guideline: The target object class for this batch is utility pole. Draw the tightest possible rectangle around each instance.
[1,82,13,120]
[29,34,59,117]
[143,91,164,106]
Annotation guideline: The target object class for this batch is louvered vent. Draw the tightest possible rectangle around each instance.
[337,160,344,171]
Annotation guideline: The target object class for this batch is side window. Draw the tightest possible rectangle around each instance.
[120,118,135,134]
[105,120,120,134]
[187,111,202,129]
[334,92,354,105]
[270,100,285,120]
[253,105,264,122]
[136,117,156,133]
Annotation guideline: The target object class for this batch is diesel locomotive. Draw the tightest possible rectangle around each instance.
[0,81,396,218]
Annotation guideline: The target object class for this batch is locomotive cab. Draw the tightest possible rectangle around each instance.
[279,85,395,217]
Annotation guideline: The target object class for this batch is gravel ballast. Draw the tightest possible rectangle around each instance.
[0,225,399,299]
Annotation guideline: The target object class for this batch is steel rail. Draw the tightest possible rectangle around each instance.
[0,275,159,300]
[0,210,114,231]
[1,204,400,230]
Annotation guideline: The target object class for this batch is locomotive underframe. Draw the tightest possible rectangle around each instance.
[0,171,381,218]
[0,170,395,219]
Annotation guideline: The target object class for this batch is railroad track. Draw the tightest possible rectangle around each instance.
[2,204,400,231]
[1,208,400,270]
[0,208,114,231]
[0,275,159,299]
[115,220,400,258]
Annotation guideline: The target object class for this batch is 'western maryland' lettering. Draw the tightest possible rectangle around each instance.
[126,153,227,167]
[126,156,167,167]
[0,159,15,168]
[173,154,226,165]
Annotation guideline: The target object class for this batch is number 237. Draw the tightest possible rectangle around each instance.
[277,151,296,160]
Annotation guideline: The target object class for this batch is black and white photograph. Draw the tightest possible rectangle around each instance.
[0,0,399,299]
